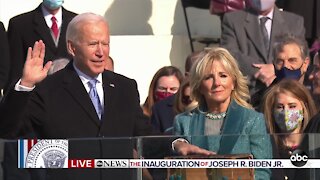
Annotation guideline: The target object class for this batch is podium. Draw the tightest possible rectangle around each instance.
[166,154,254,180]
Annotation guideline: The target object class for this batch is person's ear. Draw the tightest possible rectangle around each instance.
[302,57,310,73]
[67,40,76,57]
[314,52,320,65]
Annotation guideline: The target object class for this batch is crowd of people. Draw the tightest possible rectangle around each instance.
[0,0,319,180]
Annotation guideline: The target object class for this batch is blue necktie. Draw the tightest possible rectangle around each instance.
[88,79,103,119]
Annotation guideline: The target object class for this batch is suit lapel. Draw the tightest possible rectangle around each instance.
[244,11,268,62]
[219,100,245,154]
[63,63,100,126]
[33,5,57,53]
[101,71,117,126]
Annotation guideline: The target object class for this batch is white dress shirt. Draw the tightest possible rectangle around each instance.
[73,63,105,110]
[41,5,63,45]
[42,5,63,29]
[258,8,274,40]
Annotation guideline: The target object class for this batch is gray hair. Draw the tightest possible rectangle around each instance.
[273,35,309,60]
[66,12,108,44]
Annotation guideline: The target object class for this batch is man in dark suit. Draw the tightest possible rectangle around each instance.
[7,0,77,85]
[220,0,305,106]
[0,21,10,97]
[0,13,152,179]
[0,21,10,180]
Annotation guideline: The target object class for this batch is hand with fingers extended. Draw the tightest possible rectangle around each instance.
[20,40,52,88]
[252,63,276,87]
[174,141,216,156]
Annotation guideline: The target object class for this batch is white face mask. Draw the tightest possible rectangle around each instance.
[249,0,275,12]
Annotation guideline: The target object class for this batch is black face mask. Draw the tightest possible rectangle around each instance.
[275,66,301,81]
[182,95,192,106]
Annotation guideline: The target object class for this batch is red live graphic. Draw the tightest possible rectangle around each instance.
[68,159,95,168]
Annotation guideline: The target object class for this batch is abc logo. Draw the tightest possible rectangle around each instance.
[96,160,103,167]
[290,149,308,167]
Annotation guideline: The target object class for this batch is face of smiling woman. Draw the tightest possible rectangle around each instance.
[69,20,110,78]
[200,60,234,111]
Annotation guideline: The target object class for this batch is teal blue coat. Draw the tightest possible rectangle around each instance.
[174,100,272,180]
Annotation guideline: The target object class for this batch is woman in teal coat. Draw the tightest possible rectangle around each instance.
[173,47,272,179]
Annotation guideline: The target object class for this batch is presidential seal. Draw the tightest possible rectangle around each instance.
[25,139,68,168]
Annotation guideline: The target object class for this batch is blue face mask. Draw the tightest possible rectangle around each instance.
[275,66,301,81]
[43,0,64,10]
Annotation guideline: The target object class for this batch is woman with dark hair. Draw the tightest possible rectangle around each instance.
[142,66,184,117]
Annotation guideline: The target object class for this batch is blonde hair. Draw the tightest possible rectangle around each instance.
[189,47,251,110]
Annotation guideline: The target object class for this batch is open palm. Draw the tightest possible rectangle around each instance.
[21,40,52,87]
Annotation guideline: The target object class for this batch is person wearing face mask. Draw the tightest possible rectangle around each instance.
[149,51,204,136]
[7,0,77,86]
[1,13,156,180]
[262,79,317,180]
[272,35,310,87]
[174,79,197,115]
[220,0,305,108]
[142,66,184,118]
[3,3,76,179]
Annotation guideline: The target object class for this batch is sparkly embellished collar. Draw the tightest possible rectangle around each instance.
[205,112,227,120]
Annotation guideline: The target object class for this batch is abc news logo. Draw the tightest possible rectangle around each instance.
[95,160,129,168]
[290,149,308,167]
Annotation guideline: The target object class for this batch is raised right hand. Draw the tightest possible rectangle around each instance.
[20,40,52,87]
